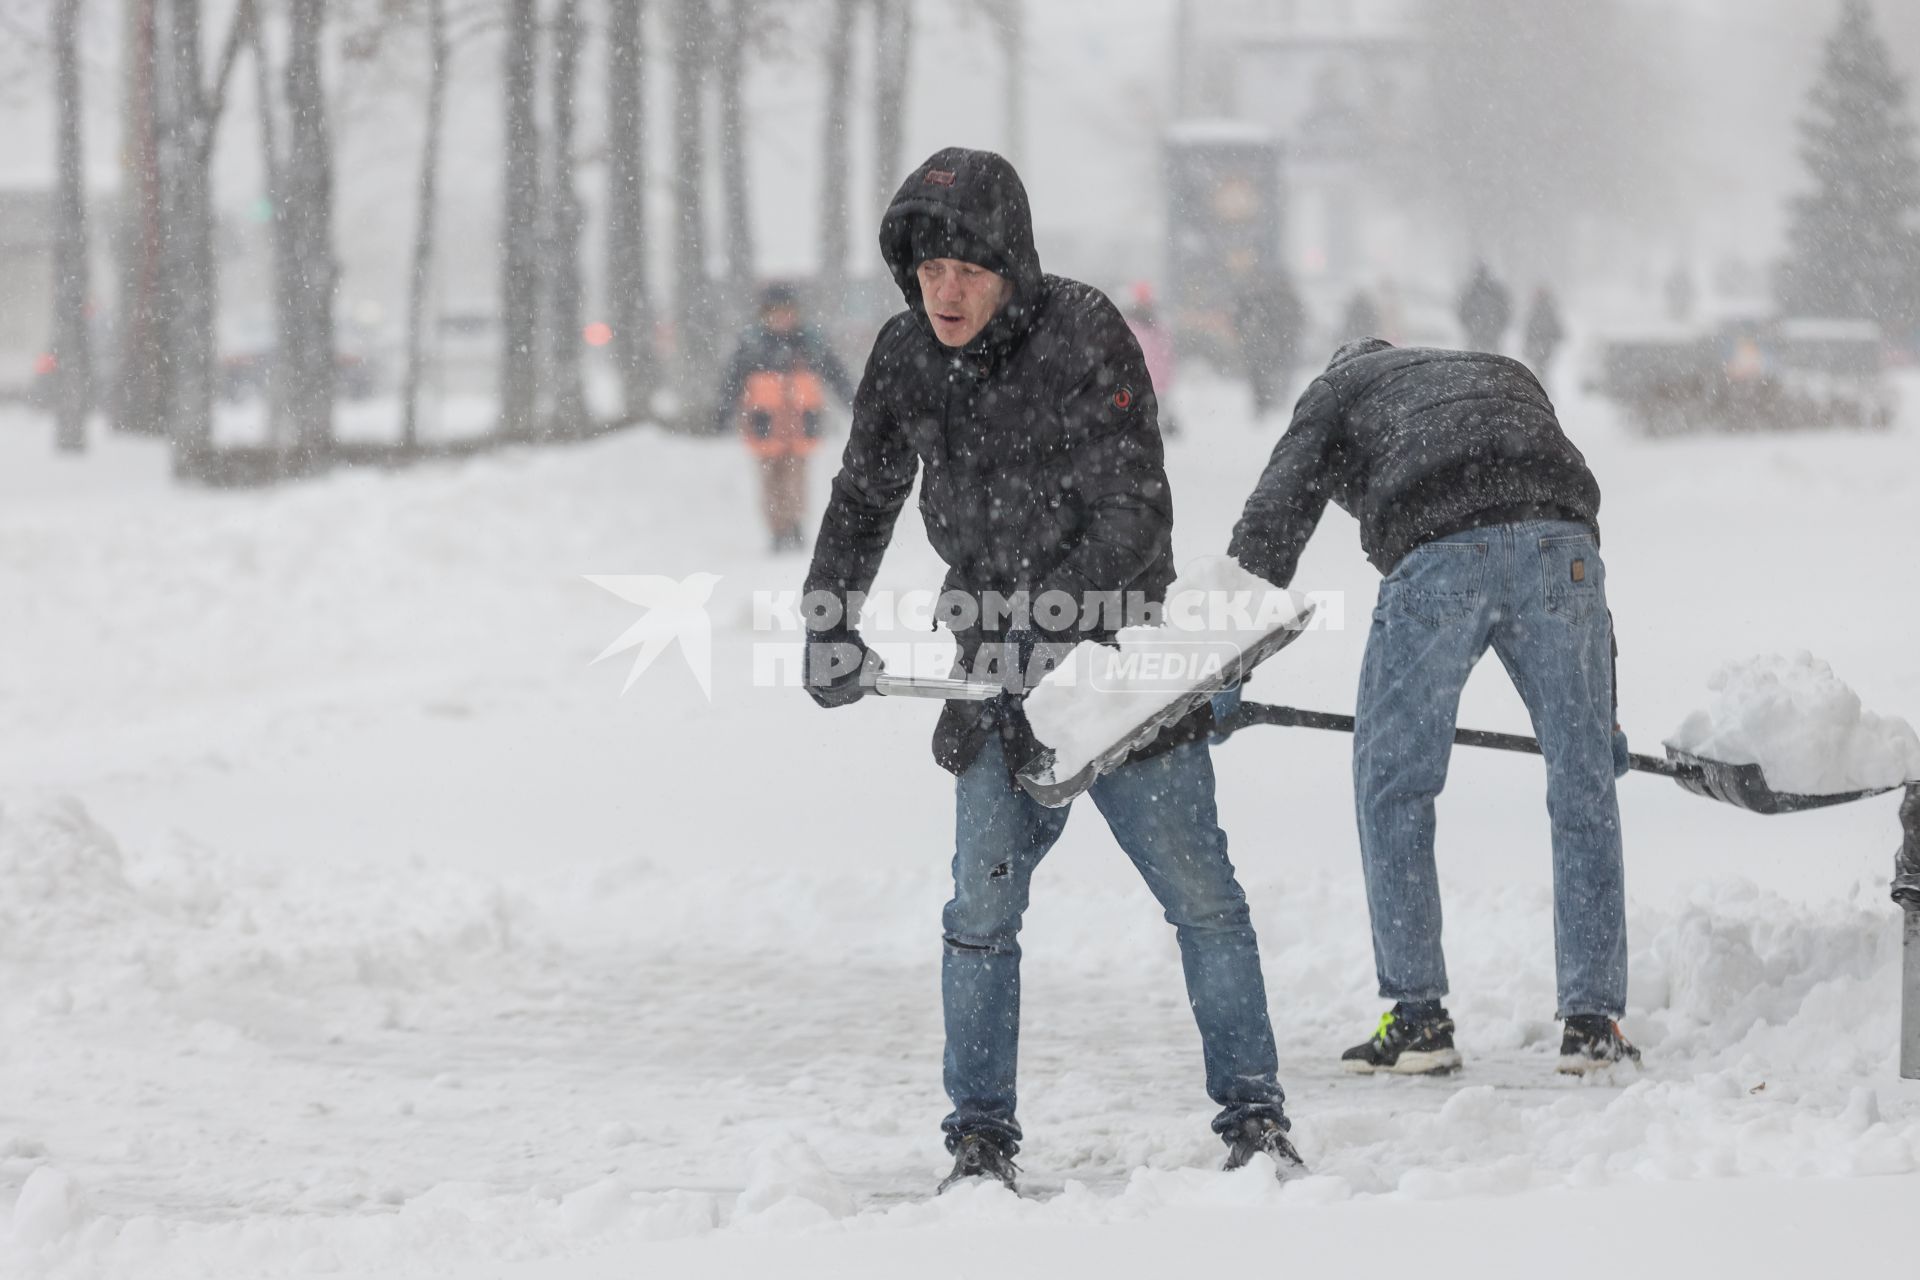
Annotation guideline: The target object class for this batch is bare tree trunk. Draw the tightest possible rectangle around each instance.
[996,0,1024,167]
[872,0,912,213]
[818,0,855,295]
[717,0,755,296]
[604,0,654,422]
[148,0,251,478]
[246,0,293,449]
[671,0,716,426]
[280,0,335,465]
[163,0,216,475]
[401,0,449,452]
[117,0,168,437]
[500,0,541,439]
[51,0,90,453]
[544,0,589,436]
[246,0,285,447]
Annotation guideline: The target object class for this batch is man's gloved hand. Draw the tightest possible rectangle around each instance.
[804,629,884,708]
[1612,727,1632,779]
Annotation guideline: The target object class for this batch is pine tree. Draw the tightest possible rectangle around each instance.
[1776,0,1920,334]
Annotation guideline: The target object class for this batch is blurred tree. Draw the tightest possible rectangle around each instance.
[717,0,757,299]
[545,0,589,436]
[401,0,451,452]
[117,0,166,439]
[605,0,657,423]
[500,0,541,438]
[978,0,1022,166]
[872,0,912,209]
[279,0,338,462]
[243,0,284,445]
[818,0,855,296]
[1775,0,1920,335]
[671,0,719,424]
[154,0,254,476]
[50,0,89,453]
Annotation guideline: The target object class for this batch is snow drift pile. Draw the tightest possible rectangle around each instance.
[1024,556,1301,777]
[1665,652,1920,794]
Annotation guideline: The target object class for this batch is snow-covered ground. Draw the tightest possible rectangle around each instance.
[3,370,1919,1278]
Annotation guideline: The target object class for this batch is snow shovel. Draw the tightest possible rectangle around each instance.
[1213,700,1920,1080]
[1011,604,1320,808]
[872,604,1320,803]
[1209,700,1905,814]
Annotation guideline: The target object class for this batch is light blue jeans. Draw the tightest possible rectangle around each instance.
[941,735,1285,1151]
[1353,521,1628,1019]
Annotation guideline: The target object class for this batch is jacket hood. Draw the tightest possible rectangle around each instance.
[879,147,1045,354]
[1328,337,1395,368]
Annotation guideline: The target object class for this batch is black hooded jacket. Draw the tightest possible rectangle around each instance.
[803,147,1204,777]
[1228,341,1602,589]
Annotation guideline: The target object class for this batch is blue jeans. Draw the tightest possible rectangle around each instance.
[942,735,1285,1151]
[1354,521,1627,1019]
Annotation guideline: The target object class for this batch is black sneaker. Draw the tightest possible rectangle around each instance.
[1221,1115,1307,1180]
[937,1133,1019,1194]
[1340,1003,1463,1075]
[1556,1015,1642,1075]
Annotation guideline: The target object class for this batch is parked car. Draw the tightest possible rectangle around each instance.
[1592,315,1894,436]
[219,314,384,404]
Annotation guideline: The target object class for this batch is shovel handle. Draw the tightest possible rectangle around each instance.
[1216,702,1700,781]
[873,673,1002,701]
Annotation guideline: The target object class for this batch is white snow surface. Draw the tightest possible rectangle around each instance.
[1023,555,1300,776]
[3,372,1920,1278]
[1666,652,1920,794]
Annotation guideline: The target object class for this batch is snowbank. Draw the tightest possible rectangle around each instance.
[1024,557,1301,777]
[1665,652,1920,794]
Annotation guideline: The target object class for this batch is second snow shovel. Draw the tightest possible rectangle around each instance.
[1210,700,1907,815]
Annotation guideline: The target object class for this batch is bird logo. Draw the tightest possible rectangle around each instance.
[584,573,723,698]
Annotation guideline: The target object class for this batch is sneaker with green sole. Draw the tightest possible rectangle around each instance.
[1340,1003,1463,1075]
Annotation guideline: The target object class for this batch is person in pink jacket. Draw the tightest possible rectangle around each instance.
[1126,282,1180,436]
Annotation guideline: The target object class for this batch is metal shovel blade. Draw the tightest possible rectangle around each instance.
[1664,747,1905,814]
[1015,605,1317,808]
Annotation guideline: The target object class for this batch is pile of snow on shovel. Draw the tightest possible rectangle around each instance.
[1666,652,1920,794]
[1024,556,1300,777]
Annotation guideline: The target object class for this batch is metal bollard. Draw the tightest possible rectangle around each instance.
[1906,909,1920,1080]
[1895,786,1920,1080]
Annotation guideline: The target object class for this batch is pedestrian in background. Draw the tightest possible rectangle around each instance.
[1234,269,1306,420]
[1457,261,1512,353]
[1523,286,1566,381]
[1126,282,1180,436]
[716,283,855,553]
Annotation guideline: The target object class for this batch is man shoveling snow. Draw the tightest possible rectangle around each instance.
[1227,338,1642,1077]
[800,147,1303,1193]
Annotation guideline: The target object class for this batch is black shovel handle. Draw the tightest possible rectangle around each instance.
[1215,701,1699,781]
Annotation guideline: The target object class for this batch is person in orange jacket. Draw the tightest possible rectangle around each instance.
[716,282,856,552]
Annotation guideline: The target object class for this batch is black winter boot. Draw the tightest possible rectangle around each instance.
[1556,1015,1642,1075]
[937,1133,1019,1194]
[1221,1115,1307,1180]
